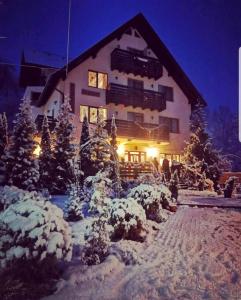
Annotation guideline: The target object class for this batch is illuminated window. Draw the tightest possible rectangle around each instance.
[90,107,98,123]
[80,105,88,122]
[98,108,107,122]
[88,71,97,88]
[80,105,107,123]
[88,71,108,89]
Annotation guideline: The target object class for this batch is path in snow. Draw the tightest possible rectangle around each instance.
[44,207,241,300]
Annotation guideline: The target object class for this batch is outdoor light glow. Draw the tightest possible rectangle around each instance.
[117,144,125,156]
[33,144,41,156]
[146,147,158,158]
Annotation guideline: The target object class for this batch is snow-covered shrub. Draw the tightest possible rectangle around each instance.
[0,185,49,212]
[64,184,83,221]
[0,194,72,269]
[108,198,147,242]
[81,171,113,215]
[137,173,157,185]
[81,215,110,265]
[128,183,177,221]
[128,184,160,221]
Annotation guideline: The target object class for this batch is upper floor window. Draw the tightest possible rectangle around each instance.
[159,116,179,133]
[127,112,144,123]
[88,71,108,89]
[128,78,144,90]
[80,105,107,124]
[158,85,174,101]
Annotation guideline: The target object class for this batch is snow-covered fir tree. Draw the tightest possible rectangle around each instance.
[80,114,90,145]
[79,114,90,182]
[183,104,226,190]
[80,115,114,178]
[0,112,8,158]
[38,114,53,191]
[52,97,76,194]
[4,98,39,190]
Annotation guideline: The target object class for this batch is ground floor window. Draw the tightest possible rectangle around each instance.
[159,153,181,164]
[80,105,107,123]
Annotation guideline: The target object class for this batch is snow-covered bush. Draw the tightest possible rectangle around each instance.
[108,198,147,242]
[0,193,72,269]
[81,171,113,215]
[81,215,110,265]
[128,184,177,222]
[0,185,49,212]
[128,184,160,221]
[64,184,83,221]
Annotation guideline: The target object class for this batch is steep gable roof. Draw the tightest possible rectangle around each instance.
[36,13,206,108]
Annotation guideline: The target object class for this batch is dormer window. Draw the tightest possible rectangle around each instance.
[88,70,108,89]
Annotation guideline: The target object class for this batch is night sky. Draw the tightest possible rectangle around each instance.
[1,0,241,111]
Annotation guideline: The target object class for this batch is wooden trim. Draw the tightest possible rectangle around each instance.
[82,89,100,97]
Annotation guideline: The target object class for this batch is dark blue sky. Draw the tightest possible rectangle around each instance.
[1,0,241,111]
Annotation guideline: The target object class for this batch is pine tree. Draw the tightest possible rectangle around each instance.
[0,112,8,158]
[4,98,39,190]
[183,105,224,190]
[79,114,90,182]
[52,97,76,194]
[38,115,53,191]
[80,114,90,146]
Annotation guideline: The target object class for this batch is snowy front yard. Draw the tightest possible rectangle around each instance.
[43,206,241,300]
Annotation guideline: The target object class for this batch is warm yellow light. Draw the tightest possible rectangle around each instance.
[34,144,41,156]
[117,144,125,156]
[146,147,158,158]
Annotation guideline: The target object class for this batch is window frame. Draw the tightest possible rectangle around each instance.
[88,70,108,90]
[158,84,174,102]
[127,111,144,123]
[159,116,179,133]
[80,105,107,124]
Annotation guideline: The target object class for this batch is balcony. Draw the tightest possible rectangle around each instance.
[106,119,169,142]
[106,83,166,112]
[111,48,162,79]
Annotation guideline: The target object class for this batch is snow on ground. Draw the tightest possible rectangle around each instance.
[179,189,218,197]
[42,206,241,300]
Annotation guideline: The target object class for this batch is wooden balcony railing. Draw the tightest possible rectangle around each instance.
[106,119,169,142]
[111,48,162,79]
[106,83,166,112]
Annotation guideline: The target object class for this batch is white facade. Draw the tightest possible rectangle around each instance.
[33,27,192,163]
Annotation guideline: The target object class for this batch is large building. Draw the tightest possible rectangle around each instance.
[20,13,206,167]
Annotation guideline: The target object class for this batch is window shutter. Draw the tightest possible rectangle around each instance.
[69,83,75,112]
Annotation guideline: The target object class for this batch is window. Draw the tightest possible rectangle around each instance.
[127,112,144,123]
[128,78,144,90]
[79,105,89,122]
[88,71,108,89]
[159,116,179,133]
[158,85,174,101]
[80,105,107,123]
